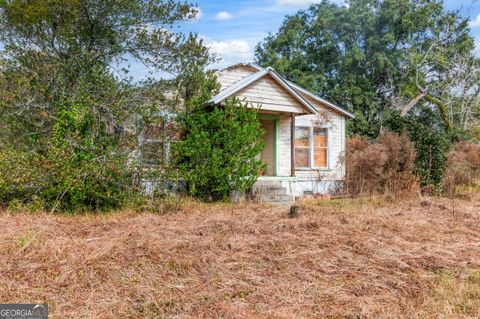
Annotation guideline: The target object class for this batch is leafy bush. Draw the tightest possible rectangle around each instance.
[174,98,265,201]
[383,111,451,188]
[0,100,133,212]
[345,132,417,196]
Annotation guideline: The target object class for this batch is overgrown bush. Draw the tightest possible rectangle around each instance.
[0,100,134,212]
[345,132,417,196]
[443,142,480,194]
[383,111,451,188]
[174,98,265,201]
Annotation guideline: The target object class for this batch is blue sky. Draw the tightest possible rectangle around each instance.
[187,0,480,66]
[126,0,480,81]
[3,0,479,80]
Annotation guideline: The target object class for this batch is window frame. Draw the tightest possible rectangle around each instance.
[294,125,330,170]
[139,120,174,169]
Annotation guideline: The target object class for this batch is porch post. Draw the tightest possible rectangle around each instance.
[290,113,295,177]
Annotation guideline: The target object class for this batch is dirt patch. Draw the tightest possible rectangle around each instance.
[1,195,480,318]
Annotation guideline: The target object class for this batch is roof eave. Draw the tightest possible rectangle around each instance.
[210,68,316,115]
[288,82,355,119]
[248,63,355,119]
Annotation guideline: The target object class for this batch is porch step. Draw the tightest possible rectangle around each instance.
[253,192,295,204]
[252,187,289,196]
[252,180,284,189]
[251,180,295,204]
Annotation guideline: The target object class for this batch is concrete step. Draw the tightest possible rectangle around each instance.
[264,194,295,203]
[265,195,295,202]
[252,187,289,196]
[251,179,295,204]
[251,191,295,204]
[252,180,284,188]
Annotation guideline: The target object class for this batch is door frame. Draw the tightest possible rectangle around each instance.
[258,114,279,176]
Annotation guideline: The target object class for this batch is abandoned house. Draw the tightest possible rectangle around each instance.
[140,63,354,203]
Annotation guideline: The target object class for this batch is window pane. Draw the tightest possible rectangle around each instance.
[313,128,327,148]
[295,127,310,147]
[144,122,164,140]
[295,147,309,168]
[141,142,165,167]
[314,149,327,168]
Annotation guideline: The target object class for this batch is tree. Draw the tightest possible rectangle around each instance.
[255,0,477,137]
[174,98,265,201]
[0,0,209,210]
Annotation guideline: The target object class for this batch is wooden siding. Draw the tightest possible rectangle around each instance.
[216,64,347,184]
[217,65,257,89]
[217,66,309,114]
[236,75,307,113]
[276,110,345,181]
[277,115,292,176]
[294,113,344,181]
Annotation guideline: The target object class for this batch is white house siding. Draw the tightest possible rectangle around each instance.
[217,66,307,114]
[217,65,257,89]
[216,64,350,197]
[293,113,345,195]
[275,106,347,196]
[277,114,292,177]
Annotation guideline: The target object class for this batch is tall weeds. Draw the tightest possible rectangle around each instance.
[345,132,417,196]
[443,142,480,195]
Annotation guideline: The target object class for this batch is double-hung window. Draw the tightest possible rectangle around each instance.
[294,126,329,169]
[140,122,170,168]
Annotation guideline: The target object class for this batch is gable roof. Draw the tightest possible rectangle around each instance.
[210,66,317,114]
[216,63,355,119]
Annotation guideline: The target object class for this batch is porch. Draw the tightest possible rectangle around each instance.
[257,113,297,178]
[254,111,336,203]
[254,113,297,203]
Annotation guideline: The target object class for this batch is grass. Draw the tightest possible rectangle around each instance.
[1,193,480,318]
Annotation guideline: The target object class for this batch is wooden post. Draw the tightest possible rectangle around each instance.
[291,113,295,177]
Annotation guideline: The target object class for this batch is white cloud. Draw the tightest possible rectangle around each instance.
[203,38,254,67]
[275,0,322,7]
[470,14,480,28]
[215,11,233,21]
[475,37,480,56]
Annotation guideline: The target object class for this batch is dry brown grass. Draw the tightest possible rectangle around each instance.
[1,195,480,318]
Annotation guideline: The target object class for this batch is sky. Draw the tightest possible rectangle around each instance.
[190,0,480,64]
[2,0,479,81]
[126,0,480,81]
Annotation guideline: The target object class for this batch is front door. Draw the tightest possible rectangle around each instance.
[259,119,276,176]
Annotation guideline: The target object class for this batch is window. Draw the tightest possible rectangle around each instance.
[140,122,172,168]
[294,126,328,169]
[313,127,328,168]
[294,127,310,168]
[140,141,167,167]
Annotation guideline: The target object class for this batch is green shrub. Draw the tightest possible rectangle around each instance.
[383,111,451,189]
[0,100,134,212]
[174,98,265,201]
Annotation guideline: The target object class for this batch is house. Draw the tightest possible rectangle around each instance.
[212,63,354,202]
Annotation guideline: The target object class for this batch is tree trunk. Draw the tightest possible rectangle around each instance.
[400,92,426,117]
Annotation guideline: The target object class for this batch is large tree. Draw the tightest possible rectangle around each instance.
[0,0,213,210]
[255,0,478,137]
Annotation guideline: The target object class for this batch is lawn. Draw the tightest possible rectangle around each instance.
[1,194,480,318]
